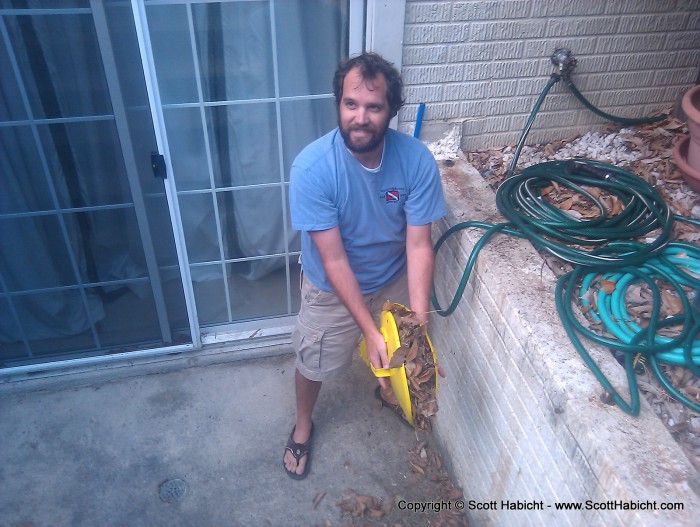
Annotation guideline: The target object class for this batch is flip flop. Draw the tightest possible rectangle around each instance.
[374,385,413,429]
[283,422,314,480]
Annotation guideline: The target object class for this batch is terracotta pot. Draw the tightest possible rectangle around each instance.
[681,84,700,169]
[673,136,700,192]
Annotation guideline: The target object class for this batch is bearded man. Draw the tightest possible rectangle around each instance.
[284,52,446,480]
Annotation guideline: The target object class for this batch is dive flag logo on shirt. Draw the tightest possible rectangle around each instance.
[385,189,400,203]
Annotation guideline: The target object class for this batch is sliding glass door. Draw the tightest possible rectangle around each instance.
[139,0,348,332]
[0,0,354,370]
[0,0,189,368]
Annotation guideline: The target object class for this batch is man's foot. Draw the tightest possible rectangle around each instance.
[379,385,399,405]
[375,385,413,429]
[283,422,314,480]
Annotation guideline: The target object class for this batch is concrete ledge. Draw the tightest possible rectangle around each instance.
[429,156,700,526]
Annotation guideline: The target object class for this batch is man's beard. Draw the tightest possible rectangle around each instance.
[339,119,390,154]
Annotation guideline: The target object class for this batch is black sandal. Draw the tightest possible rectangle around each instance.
[374,386,413,429]
[283,422,314,480]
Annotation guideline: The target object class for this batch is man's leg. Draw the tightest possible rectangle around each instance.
[284,274,360,477]
[283,369,321,476]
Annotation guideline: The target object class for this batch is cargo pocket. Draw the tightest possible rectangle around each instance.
[292,319,326,374]
[301,279,334,307]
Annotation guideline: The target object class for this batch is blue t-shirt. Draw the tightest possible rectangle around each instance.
[289,127,446,294]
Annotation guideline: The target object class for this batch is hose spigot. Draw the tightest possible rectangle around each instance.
[551,48,577,78]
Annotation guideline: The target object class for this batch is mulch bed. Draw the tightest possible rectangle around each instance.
[462,111,700,473]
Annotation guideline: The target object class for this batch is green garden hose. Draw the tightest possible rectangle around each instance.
[557,243,700,414]
[433,56,699,415]
[507,73,562,178]
[506,69,668,178]
[563,77,667,126]
[497,159,674,267]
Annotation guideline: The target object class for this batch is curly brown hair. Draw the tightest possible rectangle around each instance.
[332,52,405,119]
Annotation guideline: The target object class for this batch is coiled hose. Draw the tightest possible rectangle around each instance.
[432,69,700,415]
[556,242,700,414]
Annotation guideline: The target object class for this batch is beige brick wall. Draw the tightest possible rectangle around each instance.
[398,0,700,151]
[429,157,700,526]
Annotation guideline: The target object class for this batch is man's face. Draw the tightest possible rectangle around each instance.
[338,66,391,156]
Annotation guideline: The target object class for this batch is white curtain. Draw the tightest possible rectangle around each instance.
[190,0,345,280]
[0,12,109,342]
[0,0,347,343]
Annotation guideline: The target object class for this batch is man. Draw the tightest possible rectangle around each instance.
[283,52,446,480]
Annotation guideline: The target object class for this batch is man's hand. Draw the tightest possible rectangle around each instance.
[309,228,392,388]
[364,327,390,389]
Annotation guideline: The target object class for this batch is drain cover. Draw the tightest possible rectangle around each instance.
[159,478,187,503]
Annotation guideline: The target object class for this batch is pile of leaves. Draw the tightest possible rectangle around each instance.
[335,489,392,521]
[333,439,468,527]
[331,302,469,526]
[464,110,700,472]
[383,301,439,431]
[407,437,468,527]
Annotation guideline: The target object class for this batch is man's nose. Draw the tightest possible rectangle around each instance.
[355,107,369,124]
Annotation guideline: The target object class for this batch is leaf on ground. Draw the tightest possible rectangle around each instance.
[581,185,601,199]
[661,289,684,316]
[448,487,464,500]
[558,196,575,211]
[600,279,617,294]
[625,283,648,305]
[409,460,425,474]
[682,386,700,398]
[312,491,326,510]
[336,486,396,522]
[611,195,624,215]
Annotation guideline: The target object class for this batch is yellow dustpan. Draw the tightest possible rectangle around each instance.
[359,305,438,425]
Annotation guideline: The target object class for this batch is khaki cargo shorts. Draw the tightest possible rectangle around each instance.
[293,272,409,382]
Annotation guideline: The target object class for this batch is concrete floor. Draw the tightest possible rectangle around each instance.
[0,352,465,527]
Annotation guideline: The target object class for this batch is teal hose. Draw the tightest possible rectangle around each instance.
[563,77,667,126]
[555,266,642,415]
[433,66,699,415]
[561,243,700,415]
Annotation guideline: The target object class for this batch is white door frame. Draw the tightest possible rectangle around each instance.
[365,0,406,129]
[365,0,406,69]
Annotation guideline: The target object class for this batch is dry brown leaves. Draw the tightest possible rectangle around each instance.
[383,301,439,432]
[464,109,700,474]
[638,364,700,472]
[334,302,469,526]
[336,489,392,520]
[579,277,691,335]
[467,113,699,236]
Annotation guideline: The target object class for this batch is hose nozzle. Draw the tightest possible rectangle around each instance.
[551,48,577,77]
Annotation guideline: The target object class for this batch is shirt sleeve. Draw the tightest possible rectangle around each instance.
[289,162,339,232]
[403,147,446,226]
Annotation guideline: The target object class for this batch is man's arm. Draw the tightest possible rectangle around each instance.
[309,227,390,374]
[406,223,435,325]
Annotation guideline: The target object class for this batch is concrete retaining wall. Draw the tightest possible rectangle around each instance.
[429,157,700,526]
[398,0,700,151]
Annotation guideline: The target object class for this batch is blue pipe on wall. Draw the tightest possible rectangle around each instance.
[414,102,425,138]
